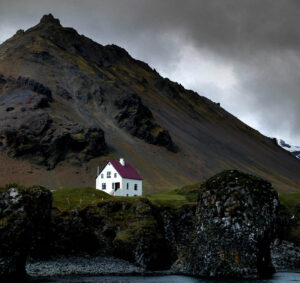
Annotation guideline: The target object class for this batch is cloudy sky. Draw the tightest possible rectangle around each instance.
[1,0,300,144]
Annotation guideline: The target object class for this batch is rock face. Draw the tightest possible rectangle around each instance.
[1,170,298,279]
[271,239,300,271]
[173,170,279,279]
[29,197,196,271]
[0,186,52,280]
[35,198,173,270]
[0,75,107,169]
[115,93,177,152]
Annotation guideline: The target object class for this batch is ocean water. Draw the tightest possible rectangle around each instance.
[34,272,300,283]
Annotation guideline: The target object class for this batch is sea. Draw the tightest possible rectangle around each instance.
[33,272,300,283]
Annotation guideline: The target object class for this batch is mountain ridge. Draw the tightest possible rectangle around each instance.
[0,14,300,193]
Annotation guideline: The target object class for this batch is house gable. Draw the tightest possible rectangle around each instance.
[96,159,143,196]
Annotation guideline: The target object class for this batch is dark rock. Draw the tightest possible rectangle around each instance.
[17,76,53,100]
[0,75,108,168]
[0,186,52,280]
[16,30,25,36]
[0,111,107,169]
[56,86,73,100]
[39,14,61,26]
[271,239,300,270]
[173,170,279,279]
[115,93,178,152]
[31,198,173,270]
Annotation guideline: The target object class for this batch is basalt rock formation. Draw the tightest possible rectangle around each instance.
[0,186,52,280]
[1,171,299,279]
[173,170,279,279]
[31,198,195,271]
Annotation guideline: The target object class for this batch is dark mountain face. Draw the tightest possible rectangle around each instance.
[0,14,300,193]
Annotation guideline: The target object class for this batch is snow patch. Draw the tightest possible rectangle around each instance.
[277,139,300,159]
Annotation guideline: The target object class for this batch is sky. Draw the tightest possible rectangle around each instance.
[1,0,300,145]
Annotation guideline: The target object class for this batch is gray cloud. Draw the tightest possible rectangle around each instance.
[1,0,300,144]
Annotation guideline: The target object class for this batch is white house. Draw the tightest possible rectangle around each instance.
[96,158,143,196]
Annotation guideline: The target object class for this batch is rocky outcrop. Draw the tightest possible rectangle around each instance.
[271,239,300,271]
[28,197,196,271]
[173,170,279,279]
[0,186,52,280]
[1,171,297,279]
[0,75,107,168]
[33,198,173,270]
[115,93,178,152]
[158,204,196,262]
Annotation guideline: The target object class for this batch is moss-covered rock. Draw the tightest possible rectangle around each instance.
[173,170,279,279]
[0,186,52,280]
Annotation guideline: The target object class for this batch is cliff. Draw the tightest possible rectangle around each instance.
[1,170,299,280]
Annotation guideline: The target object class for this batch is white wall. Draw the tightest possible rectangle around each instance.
[96,162,143,196]
[116,178,142,197]
[96,162,122,195]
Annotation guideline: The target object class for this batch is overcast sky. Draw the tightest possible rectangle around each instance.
[1,0,300,145]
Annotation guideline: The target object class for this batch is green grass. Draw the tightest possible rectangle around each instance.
[279,193,300,215]
[146,183,201,208]
[52,187,112,210]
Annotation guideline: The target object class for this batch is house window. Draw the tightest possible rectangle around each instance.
[127,183,129,190]
[134,184,138,191]
[102,183,106,190]
[101,174,104,178]
[112,183,114,190]
[114,173,117,178]
[126,194,128,197]
[107,171,111,178]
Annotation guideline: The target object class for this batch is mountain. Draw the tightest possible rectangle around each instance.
[278,139,300,159]
[0,14,300,193]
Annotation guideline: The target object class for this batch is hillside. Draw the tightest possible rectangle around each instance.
[0,14,300,193]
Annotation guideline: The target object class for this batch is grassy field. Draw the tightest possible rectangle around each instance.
[146,183,201,208]
[2,182,300,214]
[52,187,112,210]
[279,193,300,214]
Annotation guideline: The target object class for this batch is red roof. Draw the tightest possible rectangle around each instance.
[109,160,143,180]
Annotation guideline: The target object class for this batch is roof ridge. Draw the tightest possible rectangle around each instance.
[109,160,142,180]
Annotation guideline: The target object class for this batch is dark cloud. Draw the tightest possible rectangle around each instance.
[1,0,300,144]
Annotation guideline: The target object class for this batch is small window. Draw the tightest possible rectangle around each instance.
[102,183,106,190]
[127,183,129,190]
[112,183,114,190]
[114,173,117,178]
[126,194,129,197]
[134,184,138,191]
[107,171,111,178]
[101,174,104,179]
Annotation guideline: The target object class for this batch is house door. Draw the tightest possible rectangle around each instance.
[114,182,120,191]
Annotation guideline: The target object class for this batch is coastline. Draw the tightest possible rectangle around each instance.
[26,256,300,280]
[26,256,173,278]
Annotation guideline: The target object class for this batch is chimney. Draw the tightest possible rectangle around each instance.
[120,158,125,166]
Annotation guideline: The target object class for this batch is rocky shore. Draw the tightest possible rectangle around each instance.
[26,257,146,277]
[1,170,300,281]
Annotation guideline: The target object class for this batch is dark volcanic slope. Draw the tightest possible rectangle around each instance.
[0,14,300,193]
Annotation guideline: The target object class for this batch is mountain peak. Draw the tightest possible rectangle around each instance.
[39,14,61,26]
